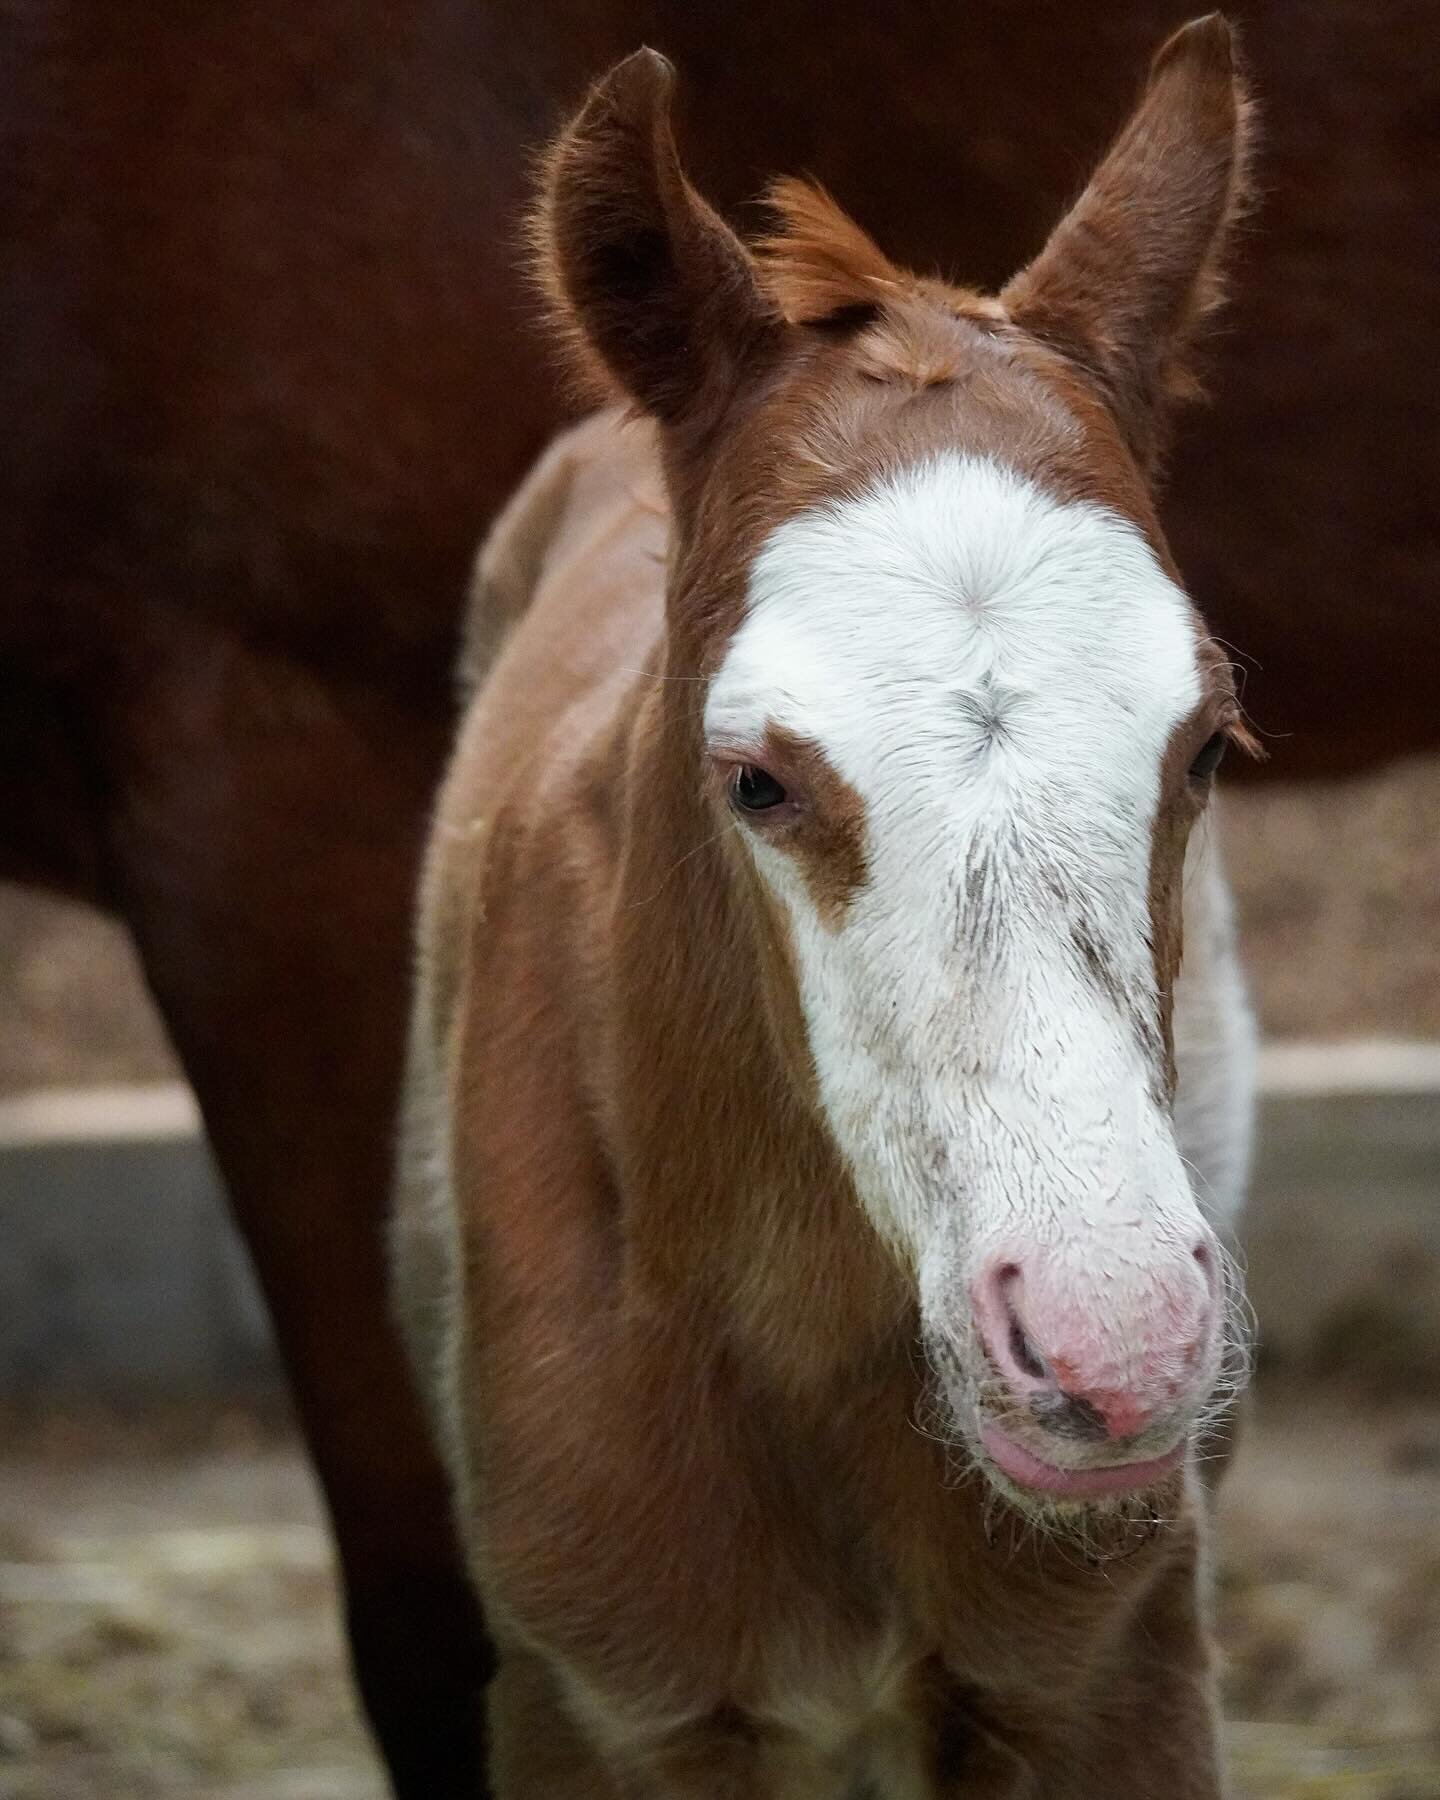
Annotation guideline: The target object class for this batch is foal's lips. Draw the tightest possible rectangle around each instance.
[980,1422,1185,1500]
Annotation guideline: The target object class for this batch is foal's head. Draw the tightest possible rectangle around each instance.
[537,17,1254,1513]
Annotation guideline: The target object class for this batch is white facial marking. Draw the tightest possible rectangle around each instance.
[705,456,1215,1408]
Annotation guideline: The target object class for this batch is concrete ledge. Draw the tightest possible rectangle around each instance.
[0,1082,201,1144]
[0,1109,273,1400]
[1,1045,1437,1398]
[1258,1038,1440,1095]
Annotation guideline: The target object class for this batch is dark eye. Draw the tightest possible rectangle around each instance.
[731,765,788,812]
[1189,732,1227,782]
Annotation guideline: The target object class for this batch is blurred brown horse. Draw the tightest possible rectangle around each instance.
[2,3,1434,1793]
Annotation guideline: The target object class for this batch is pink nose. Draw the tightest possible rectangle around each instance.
[973,1245,1218,1442]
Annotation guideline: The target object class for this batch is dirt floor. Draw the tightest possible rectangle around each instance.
[0,1405,382,1800]
[0,1381,1436,1800]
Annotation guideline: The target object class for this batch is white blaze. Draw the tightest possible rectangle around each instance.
[705,456,1209,1303]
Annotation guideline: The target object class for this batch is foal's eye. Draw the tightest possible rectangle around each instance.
[1189,732,1227,782]
[731,765,788,813]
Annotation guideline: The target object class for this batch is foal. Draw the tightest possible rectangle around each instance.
[394,17,1256,1795]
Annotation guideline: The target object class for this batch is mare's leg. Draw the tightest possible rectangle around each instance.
[100,631,493,1797]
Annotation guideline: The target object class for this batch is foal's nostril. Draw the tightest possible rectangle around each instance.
[1008,1314,1050,1382]
[993,1262,1051,1381]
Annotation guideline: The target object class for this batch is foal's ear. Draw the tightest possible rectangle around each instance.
[1001,14,1253,469]
[534,48,774,425]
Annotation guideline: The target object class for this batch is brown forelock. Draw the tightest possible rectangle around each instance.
[756,177,908,326]
[757,176,1012,342]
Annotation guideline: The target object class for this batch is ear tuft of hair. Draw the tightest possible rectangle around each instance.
[756,178,908,327]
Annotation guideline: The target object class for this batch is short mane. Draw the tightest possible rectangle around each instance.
[756,178,908,325]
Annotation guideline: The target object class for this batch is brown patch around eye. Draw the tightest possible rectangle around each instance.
[1147,711,1218,1090]
[762,724,869,928]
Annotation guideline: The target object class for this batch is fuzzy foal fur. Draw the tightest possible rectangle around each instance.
[394,19,1255,1796]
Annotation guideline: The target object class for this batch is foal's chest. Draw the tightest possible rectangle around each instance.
[568,1619,942,1799]
[746,1628,936,1798]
